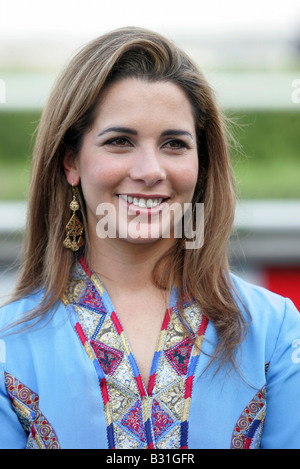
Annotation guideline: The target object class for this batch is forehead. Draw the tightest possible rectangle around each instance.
[93,78,196,128]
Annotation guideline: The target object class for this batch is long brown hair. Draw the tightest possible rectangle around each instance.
[7,27,248,370]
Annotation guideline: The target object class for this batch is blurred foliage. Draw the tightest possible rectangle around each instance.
[0,111,40,163]
[0,110,299,200]
[229,110,300,198]
[0,111,40,199]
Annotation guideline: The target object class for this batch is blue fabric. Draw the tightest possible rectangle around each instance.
[1,273,300,449]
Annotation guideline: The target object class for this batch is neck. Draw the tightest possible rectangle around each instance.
[86,236,175,292]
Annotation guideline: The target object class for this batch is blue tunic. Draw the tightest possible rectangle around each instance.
[1,258,300,449]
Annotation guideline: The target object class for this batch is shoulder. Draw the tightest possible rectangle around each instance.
[230,271,299,325]
[0,291,64,336]
[230,272,300,360]
[0,292,69,379]
[0,291,44,331]
[230,271,300,316]
[230,272,289,313]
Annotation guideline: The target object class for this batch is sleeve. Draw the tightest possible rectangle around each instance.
[261,298,300,449]
[0,341,28,449]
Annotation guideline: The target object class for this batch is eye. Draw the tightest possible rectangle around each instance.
[163,139,188,150]
[105,137,132,147]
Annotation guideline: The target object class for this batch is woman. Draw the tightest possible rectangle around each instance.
[0,27,300,449]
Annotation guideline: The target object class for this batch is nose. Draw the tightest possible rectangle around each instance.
[129,148,166,187]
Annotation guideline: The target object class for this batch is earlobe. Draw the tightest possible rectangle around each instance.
[63,150,80,186]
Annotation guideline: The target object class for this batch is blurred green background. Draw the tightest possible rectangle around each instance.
[0,108,299,200]
[1,2,300,303]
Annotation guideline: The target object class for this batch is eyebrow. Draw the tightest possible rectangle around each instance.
[97,127,194,140]
[161,129,194,140]
[97,127,137,138]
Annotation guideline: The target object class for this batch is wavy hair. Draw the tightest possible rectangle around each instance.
[8,27,248,371]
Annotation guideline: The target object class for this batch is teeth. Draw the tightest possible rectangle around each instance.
[146,199,153,208]
[138,198,146,208]
[119,195,164,208]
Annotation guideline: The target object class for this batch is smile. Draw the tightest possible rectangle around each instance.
[118,194,167,209]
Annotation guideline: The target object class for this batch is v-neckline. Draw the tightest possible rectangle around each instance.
[63,256,209,449]
[78,256,176,396]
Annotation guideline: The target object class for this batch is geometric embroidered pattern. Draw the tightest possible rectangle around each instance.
[90,340,123,375]
[152,399,174,438]
[62,257,209,449]
[230,386,267,449]
[120,401,146,442]
[230,363,269,449]
[79,280,106,312]
[164,337,194,375]
[4,372,60,449]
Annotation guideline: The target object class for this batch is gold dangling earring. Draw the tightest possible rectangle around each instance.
[63,185,84,251]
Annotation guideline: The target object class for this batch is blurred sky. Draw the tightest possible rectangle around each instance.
[1,0,300,109]
[1,0,300,40]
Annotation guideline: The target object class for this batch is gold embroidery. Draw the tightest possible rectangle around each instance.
[64,259,208,449]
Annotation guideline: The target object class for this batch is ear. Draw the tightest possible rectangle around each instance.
[63,150,80,186]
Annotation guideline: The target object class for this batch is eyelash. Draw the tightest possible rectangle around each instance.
[104,137,189,150]
[105,137,132,147]
[163,139,188,150]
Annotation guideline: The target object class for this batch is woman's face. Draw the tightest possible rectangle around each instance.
[64,78,199,247]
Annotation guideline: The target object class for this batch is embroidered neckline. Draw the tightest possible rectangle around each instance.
[62,257,208,449]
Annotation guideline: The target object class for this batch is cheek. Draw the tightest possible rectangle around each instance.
[79,156,126,202]
[79,153,105,186]
[174,159,199,195]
